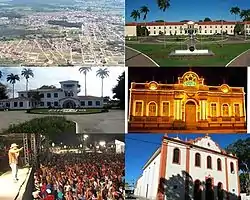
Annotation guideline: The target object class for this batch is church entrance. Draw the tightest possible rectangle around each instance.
[193,180,202,200]
[205,178,214,200]
[185,101,196,128]
[63,100,76,108]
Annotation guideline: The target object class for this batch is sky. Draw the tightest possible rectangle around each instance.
[125,133,250,186]
[0,67,124,98]
[126,0,250,22]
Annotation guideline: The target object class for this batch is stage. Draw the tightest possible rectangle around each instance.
[0,167,32,200]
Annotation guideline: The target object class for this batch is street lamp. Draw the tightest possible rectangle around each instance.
[64,145,67,149]
[52,143,55,147]
[80,144,82,148]
[83,135,88,140]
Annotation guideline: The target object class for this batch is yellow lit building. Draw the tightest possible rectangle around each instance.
[128,71,246,132]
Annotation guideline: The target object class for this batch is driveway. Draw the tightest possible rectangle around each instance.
[0,110,125,133]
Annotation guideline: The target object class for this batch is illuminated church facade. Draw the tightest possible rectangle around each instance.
[128,71,246,132]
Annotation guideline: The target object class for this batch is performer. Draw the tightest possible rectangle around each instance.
[8,143,23,182]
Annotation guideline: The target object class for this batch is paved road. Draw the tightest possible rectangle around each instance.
[0,110,125,133]
[227,49,250,66]
[125,46,159,67]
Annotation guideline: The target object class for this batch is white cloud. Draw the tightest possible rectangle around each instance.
[0,67,124,99]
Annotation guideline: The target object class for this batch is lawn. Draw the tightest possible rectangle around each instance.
[29,108,104,115]
[126,43,250,66]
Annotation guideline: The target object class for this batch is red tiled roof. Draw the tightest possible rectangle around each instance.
[126,21,250,26]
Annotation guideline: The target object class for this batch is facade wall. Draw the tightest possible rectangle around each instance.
[226,157,239,197]
[165,141,187,200]
[125,26,137,36]
[125,22,250,36]
[135,153,161,199]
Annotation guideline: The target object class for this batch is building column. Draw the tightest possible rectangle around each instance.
[225,158,229,200]
[157,139,168,200]
[200,100,207,120]
[174,99,182,120]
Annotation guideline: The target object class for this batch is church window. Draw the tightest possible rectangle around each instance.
[234,104,240,117]
[162,102,170,116]
[207,156,212,169]
[217,158,222,171]
[211,103,217,117]
[173,148,180,164]
[222,104,229,116]
[230,162,234,173]
[148,102,157,116]
[135,101,143,116]
[195,153,201,167]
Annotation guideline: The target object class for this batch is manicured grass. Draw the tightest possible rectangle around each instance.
[127,43,250,66]
[29,108,105,115]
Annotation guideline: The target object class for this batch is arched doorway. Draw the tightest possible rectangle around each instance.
[63,100,76,108]
[185,101,196,128]
[193,180,202,200]
[205,178,214,200]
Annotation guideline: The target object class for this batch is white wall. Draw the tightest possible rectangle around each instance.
[227,157,239,197]
[165,141,187,200]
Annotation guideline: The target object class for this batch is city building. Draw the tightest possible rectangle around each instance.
[0,80,103,109]
[134,135,240,200]
[125,21,250,36]
[128,70,246,132]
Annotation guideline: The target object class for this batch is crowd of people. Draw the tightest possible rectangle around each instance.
[32,152,125,200]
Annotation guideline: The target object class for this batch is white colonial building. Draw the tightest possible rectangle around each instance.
[125,21,250,36]
[134,135,240,200]
[0,80,103,109]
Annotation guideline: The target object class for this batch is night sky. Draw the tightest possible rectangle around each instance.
[128,67,247,92]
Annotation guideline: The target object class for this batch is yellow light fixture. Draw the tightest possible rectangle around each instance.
[221,84,229,93]
[149,81,158,90]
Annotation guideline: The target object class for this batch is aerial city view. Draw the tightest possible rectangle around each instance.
[125,0,250,66]
[0,0,124,66]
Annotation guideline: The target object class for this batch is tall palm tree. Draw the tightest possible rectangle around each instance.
[7,73,20,98]
[240,9,250,39]
[140,6,150,37]
[96,68,110,97]
[21,68,34,91]
[156,0,170,48]
[130,10,140,40]
[230,7,241,24]
[79,67,92,96]
[130,9,140,22]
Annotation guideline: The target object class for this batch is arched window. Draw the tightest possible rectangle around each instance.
[173,148,180,164]
[217,158,222,171]
[148,102,157,116]
[134,101,143,116]
[222,104,229,117]
[195,153,201,167]
[230,162,234,173]
[207,156,212,169]
[211,103,217,117]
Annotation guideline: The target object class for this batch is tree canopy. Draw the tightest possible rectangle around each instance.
[112,72,125,109]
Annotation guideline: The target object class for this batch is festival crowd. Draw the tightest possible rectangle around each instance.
[32,152,125,200]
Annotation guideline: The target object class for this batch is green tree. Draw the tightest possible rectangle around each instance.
[156,0,170,47]
[230,7,241,24]
[79,67,92,96]
[140,6,150,37]
[112,72,125,109]
[21,68,34,91]
[130,9,140,22]
[6,73,20,98]
[204,17,212,22]
[226,137,250,193]
[240,9,250,21]
[27,91,42,108]
[96,68,110,97]
[234,23,245,35]
[0,83,8,100]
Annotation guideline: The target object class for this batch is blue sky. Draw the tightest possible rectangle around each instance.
[125,134,250,185]
[126,0,250,22]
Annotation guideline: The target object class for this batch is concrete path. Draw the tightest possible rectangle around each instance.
[226,49,250,66]
[0,110,125,133]
[125,46,159,67]
[0,168,30,200]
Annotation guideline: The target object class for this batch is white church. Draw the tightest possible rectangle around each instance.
[134,134,240,200]
[0,80,103,109]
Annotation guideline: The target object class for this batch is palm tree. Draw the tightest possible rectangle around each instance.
[240,9,250,39]
[21,68,34,91]
[7,73,20,98]
[130,9,140,22]
[140,6,150,37]
[79,67,92,96]
[130,10,140,40]
[230,7,241,23]
[96,68,110,97]
[156,0,170,48]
